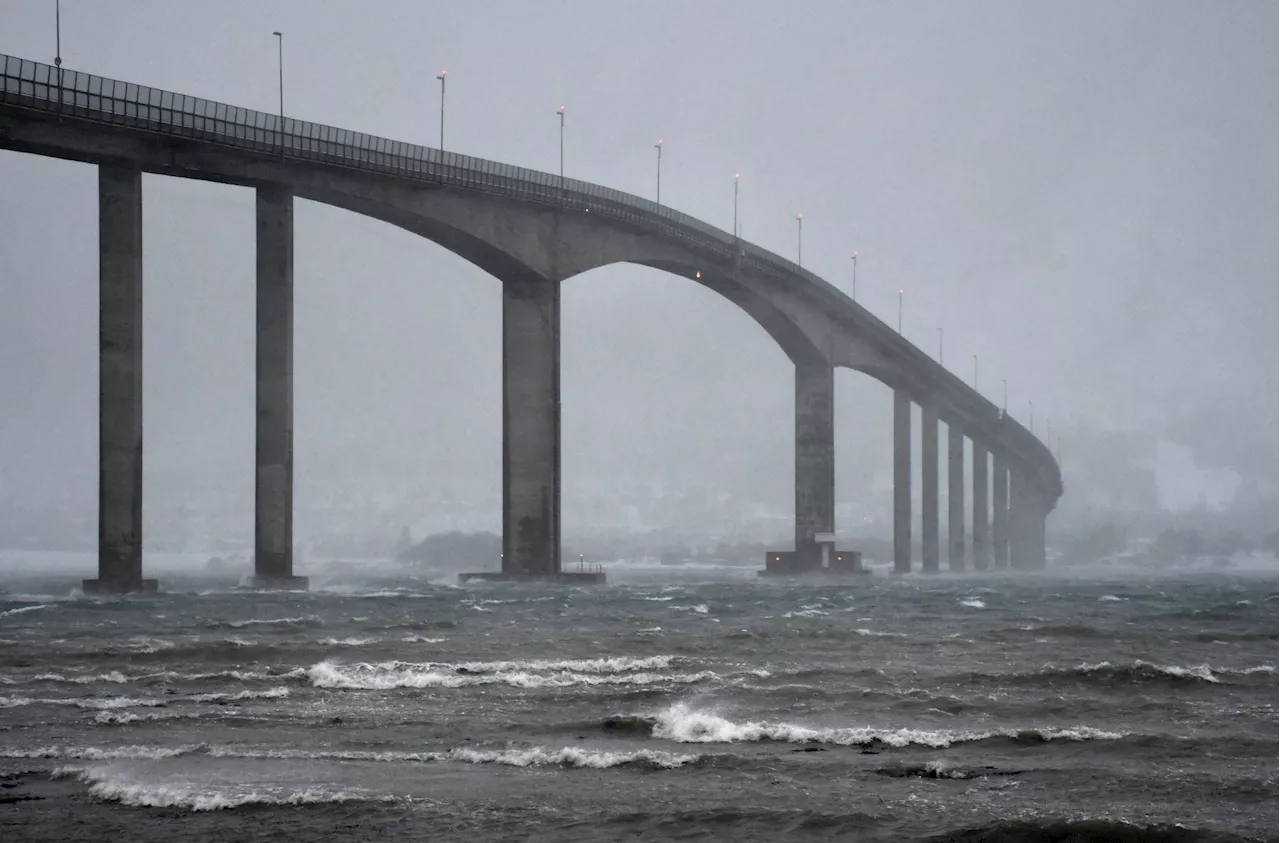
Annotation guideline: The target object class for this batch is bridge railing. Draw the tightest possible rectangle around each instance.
[0,54,1060,501]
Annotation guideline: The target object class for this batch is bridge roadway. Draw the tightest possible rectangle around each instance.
[0,54,1061,590]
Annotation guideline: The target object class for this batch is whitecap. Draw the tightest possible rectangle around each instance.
[0,603,51,618]
[960,598,985,609]
[52,766,391,811]
[646,703,1125,748]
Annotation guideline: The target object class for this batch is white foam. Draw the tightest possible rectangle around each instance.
[5,743,204,760]
[53,766,388,811]
[854,628,906,637]
[320,637,379,647]
[0,603,52,618]
[33,671,130,685]
[1098,595,1126,602]
[647,703,1126,747]
[227,616,321,628]
[960,598,986,609]
[1076,660,1220,683]
[307,661,713,690]
[446,746,700,769]
[189,687,290,703]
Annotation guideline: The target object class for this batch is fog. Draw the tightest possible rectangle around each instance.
[0,0,1275,553]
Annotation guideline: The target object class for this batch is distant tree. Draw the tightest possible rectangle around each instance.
[397,530,501,571]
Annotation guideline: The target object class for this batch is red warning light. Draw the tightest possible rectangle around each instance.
[775,556,781,561]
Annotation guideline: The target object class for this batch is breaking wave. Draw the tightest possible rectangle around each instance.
[627,703,1126,748]
[52,766,391,811]
[307,660,713,690]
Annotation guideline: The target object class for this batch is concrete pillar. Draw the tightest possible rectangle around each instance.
[1009,469,1029,569]
[947,424,965,572]
[1010,475,1046,570]
[86,166,153,594]
[991,455,1009,569]
[794,363,834,571]
[503,275,561,575]
[252,186,306,590]
[971,442,989,570]
[893,389,912,574]
[920,403,939,573]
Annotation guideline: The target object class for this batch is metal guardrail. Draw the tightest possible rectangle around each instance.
[0,53,1060,502]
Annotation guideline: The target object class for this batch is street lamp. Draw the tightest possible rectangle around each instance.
[54,0,63,110]
[1002,378,1008,414]
[654,140,663,204]
[796,213,803,267]
[937,327,944,365]
[972,354,978,390]
[436,70,447,151]
[556,105,565,179]
[897,289,903,333]
[851,251,858,300]
[272,31,283,150]
[733,173,740,240]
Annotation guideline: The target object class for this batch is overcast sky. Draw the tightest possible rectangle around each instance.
[0,0,1275,536]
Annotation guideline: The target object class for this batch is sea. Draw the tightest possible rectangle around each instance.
[0,552,1276,842]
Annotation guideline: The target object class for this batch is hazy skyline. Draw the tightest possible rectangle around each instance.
[0,0,1275,542]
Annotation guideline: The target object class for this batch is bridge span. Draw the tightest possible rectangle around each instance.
[0,54,1061,590]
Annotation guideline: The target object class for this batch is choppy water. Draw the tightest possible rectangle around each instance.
[0,558,1276,842]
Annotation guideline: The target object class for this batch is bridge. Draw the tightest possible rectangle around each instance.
[0,54,1062,591]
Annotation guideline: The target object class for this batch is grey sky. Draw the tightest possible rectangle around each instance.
[0,1,1275,539]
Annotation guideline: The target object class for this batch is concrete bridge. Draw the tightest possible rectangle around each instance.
[0,54,1061,591]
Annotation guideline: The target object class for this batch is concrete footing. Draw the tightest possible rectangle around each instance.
[83,578,158,595]
[459,571,605,584]
[248,575,310,590]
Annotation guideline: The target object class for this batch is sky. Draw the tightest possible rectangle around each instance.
[0,0,1275,541]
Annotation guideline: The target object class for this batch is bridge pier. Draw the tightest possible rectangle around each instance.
[502,275,561,575]
[971,442,989,570]
[991,455,1009,569]
[920,403,939,573]
[794,363,834,570]
[947,424,965,572]
[1009,472,1046,570]
[85,166,154,595]
[893,389,912,573]
[251,186,306,590]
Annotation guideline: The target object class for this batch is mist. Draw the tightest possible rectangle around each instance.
[0,0,1275,555]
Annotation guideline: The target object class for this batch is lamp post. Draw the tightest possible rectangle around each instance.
[272,31,283,151]
[54,0,62,110]
[972,354,978,390]
[937,327,944,365]
[733,173,740,240]
[556,105,565,179]
[436,70,447,151]
[796,213,803,266]
[851,251,858,300]
[897,289,903,333]
[654,140,663,204]
[1002,378,1008,414]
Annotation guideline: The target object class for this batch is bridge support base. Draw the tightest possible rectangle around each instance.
[502,274,561,575]
[96,166,148,593]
